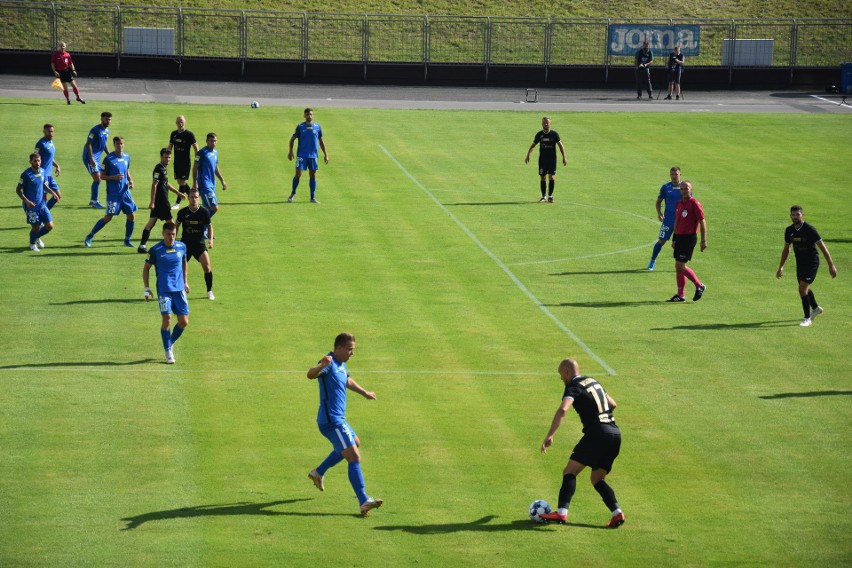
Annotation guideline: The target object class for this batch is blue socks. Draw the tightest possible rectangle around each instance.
[125,220,135,242]
[170,325,185,345]
[309,178,317,199]
[317,451,344,476]
[291,177,300,194]
[90,218,107,237]
[348,462,368,505]
[160,328,171,351]
[91,180,100,202]
[651,241,663,261]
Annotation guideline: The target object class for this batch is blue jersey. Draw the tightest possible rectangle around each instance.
[35,138,56,178]
[18,167,48,209]
[83,124,109,162]
[293,122,323,159]
[316,353,349,427]
[658,182,682,224]
[146,240,187,295]
[101,151,131,199]
[195,147,219,190]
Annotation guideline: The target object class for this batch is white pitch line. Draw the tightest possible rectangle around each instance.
[809,94,852,109]
[379,145,616,376]
[509,241,658,267]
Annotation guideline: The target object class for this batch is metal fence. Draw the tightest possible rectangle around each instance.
[1,2,850,68]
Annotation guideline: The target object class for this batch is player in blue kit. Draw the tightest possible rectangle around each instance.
[647,166,683,270]
[306,333,384,516]
[85,136,136,248]
[143,222,189,364]
[192,133,227,218]
[35,124,61,210]
[82,112,112,208]
[287,108,329,203]
[16,153,60,252]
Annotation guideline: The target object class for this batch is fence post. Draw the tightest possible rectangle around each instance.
[485,17,491,82]
[115,5,121,74]
[363,14,368,81]
[424,15,430,82]
[604,18,610,84]
[544,17,551,84]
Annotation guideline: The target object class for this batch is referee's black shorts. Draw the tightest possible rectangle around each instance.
[673,233,697,263]
[58,69,74,83]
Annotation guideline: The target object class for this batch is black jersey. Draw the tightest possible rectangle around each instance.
[152,163,171,209]
[533,130,561,163]
[784,222,822,265]
[667,51,684,70]
[563,375,618,434]
[169,129,197,165]
[176,205,212,246]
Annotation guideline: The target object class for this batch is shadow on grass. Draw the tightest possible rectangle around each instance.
[653,320,796,330]
[0,359,155,369]
[549,269,652,276]
[121,499,326,530]
[546,300,662,308]
[760,390,852,400]
[444,201,537,206]
[50,298,140,305]
[374,515,607,534]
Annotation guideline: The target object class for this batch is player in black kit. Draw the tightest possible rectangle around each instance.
[524,116,567,202]
[539,358,625,528]
[776,205,837,327]
[168,115,199,210]
[176,187,215,300]
[138,149,183,254]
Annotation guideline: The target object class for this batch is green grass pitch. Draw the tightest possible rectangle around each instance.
[0,98,850,567]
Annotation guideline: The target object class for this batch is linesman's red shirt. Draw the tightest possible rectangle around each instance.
[674,197,705,235]
[51,50,73,72]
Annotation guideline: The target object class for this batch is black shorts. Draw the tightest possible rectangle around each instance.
[173,159,192,182]
[673,233,697,263]
[538,157,557,176]
[150,204,172,221]
[184,242,208,261]
[58,69,74,83]
[797,258,819,283]
[570,428,621,472]
[668,68,682,84]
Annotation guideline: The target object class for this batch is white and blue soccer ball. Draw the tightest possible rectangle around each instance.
[250,101,260,108]
[529,499,552,523]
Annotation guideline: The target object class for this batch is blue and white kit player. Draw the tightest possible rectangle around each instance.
[307,333,383,516]
[287,108,329,203]
[648,166,683,271]
[143,222,189,365]
[35,123,61,210]
[192,133,227,219]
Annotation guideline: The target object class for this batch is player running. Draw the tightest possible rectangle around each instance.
[648,166,683,270]
[16,153,60,252]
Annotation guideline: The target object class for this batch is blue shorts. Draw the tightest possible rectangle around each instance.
[296,157,319,172]
[200,188,218,209]
[46,176,60,194]
[319,421,358,453]
[83,158,100,175]
[24,203,52,226]
[107,194,137,216]
[158,290,189,316]
[658,222,674,241]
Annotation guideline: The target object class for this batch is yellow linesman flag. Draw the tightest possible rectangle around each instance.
[51,78,63,90]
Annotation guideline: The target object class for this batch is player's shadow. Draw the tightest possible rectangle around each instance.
[444,201,538,206]
[0,359,155,370]
[374,515,606,534]
[760,390,852,400]
[550,269,653,276]
[227,200,289,206]
[50,298,140,305]
[545,300,662,308]
[653,320,796,330]
[121,499,329,530]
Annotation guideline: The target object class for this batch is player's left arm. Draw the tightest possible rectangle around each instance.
[319,137,329,164]
[541,396,574,454]
[215,165,227,190]
[126,165,134,189]
[53,159,61,176]
[182,254,189,292]
[44,181,60,202]
[817,240,838,278]
[346,376,376,400]
[699,218,708,251]
[557,141,568,166]
[142,261,153,301]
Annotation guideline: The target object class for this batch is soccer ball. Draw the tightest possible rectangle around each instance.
[529,499,552,523]
[250,101,260,108]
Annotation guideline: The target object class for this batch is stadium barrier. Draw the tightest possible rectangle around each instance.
[1,2,850,87]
